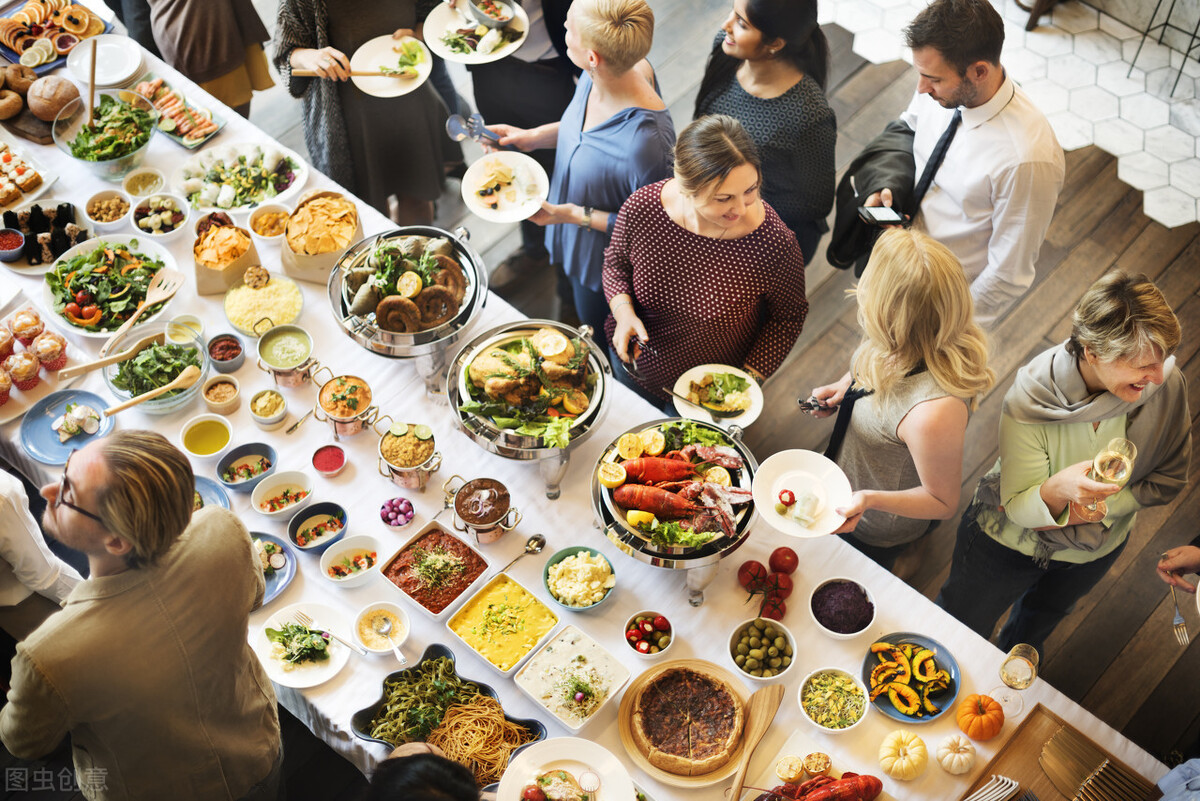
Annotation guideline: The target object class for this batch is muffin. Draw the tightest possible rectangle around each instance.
[3,351,38,390]
[30,330,67,372]
[0,367,10,406]
[0,326,12,361]
[7,308,43,347]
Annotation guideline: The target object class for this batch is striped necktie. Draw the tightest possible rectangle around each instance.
[912,108,962,207]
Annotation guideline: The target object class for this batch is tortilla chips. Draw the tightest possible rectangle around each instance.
[195,225,252,269]
[286,196,358,256]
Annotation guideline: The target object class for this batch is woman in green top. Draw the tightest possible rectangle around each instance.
[937,271,1190,654]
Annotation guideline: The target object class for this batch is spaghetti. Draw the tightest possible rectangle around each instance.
[426,694,536,786]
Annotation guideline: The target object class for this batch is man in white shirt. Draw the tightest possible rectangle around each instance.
[0,468,81,640]
[867,0,1065,328]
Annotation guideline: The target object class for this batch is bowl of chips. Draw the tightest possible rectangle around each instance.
[281,191,361,285]
[192,212,260,296]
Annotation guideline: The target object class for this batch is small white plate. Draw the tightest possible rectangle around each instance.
[496,738,635,801]
[67,34,144,87]
[425,0,529,65]
[461,151,548,224]
[2,198,85,277]
[751,449,852,538]
[252,602,353,689]
[350,35,432,98]
[671,364,763,429]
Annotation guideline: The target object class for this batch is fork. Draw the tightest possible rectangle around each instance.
[1162,553,1191,646]
[1017,790,1041,801]
[291,610,367,656]
[962,775,1020,801]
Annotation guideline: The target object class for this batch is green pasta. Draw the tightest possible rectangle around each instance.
[367,657,483,745]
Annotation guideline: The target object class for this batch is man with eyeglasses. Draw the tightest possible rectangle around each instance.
[0,431,282,801]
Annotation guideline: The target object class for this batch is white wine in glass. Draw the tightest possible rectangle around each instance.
[991,643,1039,716]
[1074,438,1137,523]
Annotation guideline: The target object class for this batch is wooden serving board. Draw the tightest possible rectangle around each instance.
[2,107,51,144]
[960,704,1162,801]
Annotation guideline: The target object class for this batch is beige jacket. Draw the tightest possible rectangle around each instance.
[0,507,279,800]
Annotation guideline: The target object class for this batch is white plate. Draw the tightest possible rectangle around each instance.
[425,0,529,65]
[0,136,58,226]
[497,738,635,801]
[251,602,353,689]
[671,364,764,429]
[41,235,178,339]
[170,142,310,213]
[2,198,85,277]
[461,151,548,224]
[751,449,852,538]
[350,35,432,98]
[66,34,144,87]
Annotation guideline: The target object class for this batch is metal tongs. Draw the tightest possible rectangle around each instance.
[445,113,507,148]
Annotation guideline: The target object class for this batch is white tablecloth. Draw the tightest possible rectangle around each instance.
[0,51,1167,800]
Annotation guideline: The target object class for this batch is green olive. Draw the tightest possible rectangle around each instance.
[749,636,761,649]
[657,635,671,648]
[761,668,774,677]
[767,646,779,657]
[781,655,791,667]
[649,644,659,653]
[745,658,760,670]
[736,642,749,655]
[748,648,764,660]
[774,636,786,649]
[769,657,782,668]
[751,669,763,677]
[784,644,794,657]
[735,654,746,666]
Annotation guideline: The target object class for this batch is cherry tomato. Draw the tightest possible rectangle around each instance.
[769,546,799,575]
[636,639,651,653]
[737,560,767,592]
[778,489,796,506]
[81,305,99,319]
[653,615,670,632]
[760,595,787,620]
[64,302,81,318]
[522,785,547,801]
[626,628,641,643]
[639,620,655,635]
[763,572,794,600]
[74,290,91,305]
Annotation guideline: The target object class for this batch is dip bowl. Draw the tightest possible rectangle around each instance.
[379,520,490,621]
[179,413,231,461]
[312,368,376,439]
[442,474,521,544]
[252,470,315,520]
[808,577,876,640]
[623,610,674,660]
[216,442,277,493]
[284,499,345,550]
[255,323,316,387]
[376,420,441,491]
[201,374,240,415]
[797,667,869,735]
[320,534,380,589]
[249,389,288,430]
[728,616,796,683]
[354,601,410,655]
[543,546,615,611]
[207,332,245,373]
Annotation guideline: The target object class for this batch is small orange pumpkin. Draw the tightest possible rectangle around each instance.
[956,694,1004,740]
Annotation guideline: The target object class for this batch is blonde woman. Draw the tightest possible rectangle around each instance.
[807,228,994,570]
[938,271,1189,653]
[487,0,675,337]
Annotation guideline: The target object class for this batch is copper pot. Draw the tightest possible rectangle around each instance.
[312,367,376,439]
[376,415,442,490]
[255,321,317,388]
[441,474,521,544]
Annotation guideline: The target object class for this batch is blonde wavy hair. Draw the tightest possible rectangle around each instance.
[850,229,994,408]
[96,430,194,568]
[575,0,655,74]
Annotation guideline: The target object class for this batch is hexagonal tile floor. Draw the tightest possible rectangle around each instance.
[823,0,1200,226]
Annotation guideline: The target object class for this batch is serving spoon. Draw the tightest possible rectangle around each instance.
[99,267,186,357]
[58,331,165,381]
[372,616,407,666]
[729,684,785,801]
[498,533,546,573]
[103,364,200,416]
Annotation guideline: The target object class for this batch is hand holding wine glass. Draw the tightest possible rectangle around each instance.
[990,643,1038,716]
[1072,438,1137,523]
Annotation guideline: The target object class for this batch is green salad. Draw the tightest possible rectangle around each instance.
[380,39,425,77]
[45,239,165,332]
[68,94,155,162]
[265,623,330,667]
[636,518,716,549]
[111,343,200,398]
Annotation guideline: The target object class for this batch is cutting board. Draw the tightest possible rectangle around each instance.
[960,705,1162,801]
[738,728,897,801]
[2,107,52,145]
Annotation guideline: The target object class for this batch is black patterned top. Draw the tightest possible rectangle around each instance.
[696,71,836,235]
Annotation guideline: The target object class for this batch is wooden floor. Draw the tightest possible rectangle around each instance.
[6,3,1198,798]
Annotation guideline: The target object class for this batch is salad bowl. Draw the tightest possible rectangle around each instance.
[53,90,158,182]
[101,320,209,415]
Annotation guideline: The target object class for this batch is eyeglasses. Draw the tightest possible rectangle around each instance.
[54,450,104,525]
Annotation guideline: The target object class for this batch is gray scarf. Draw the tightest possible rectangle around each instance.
[977,342,1190,566]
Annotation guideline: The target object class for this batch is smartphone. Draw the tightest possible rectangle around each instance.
[858,205,904,226]
[797,396,827,412]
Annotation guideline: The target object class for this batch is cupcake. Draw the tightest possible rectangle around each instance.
[7,308,43,347]
[30,330,67,371]
[0,326,12,361]
[3,351,39,391]
[0,367,10,406]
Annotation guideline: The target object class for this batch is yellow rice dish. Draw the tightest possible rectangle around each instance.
[448,575,557,672]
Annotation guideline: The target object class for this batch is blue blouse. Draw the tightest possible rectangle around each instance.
[546,71,675,292]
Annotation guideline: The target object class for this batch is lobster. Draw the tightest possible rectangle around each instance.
[613,484,699,519]
[801,774,883,801]
[621,456,704,485]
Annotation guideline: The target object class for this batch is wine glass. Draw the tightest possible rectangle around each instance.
[1072,438,1137,523]
[990,643,1039,716]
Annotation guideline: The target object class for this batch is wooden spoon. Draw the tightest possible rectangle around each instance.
[103,365,200,417]
[729,683,785,801]
[99,268,185,357]
[57,331,165,380]
[87,37,96,128]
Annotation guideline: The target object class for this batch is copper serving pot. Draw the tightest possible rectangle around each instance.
[375,416,442,491]
[255,321,318,388]
[311,367,377,439]
[441,474,521,544]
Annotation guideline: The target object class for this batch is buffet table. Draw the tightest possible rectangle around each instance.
[0,49,1169,801]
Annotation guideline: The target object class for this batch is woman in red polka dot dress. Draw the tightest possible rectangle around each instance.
[603,114,807,406]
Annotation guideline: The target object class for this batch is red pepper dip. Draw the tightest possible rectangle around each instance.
[383,529,486,614]
[312,444,345,477]
[0,230,23,251]
[209,336,242,361]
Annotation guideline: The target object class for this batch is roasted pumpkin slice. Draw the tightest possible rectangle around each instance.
[871,641,897,659]
[870,661,901,688]
[869,681,892,701]
[935,668,951,684]
[920,682,941,715]
[911,648,938,682]
[925,677,949,695]
[886,682,922,716]
[889,649,912,684]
